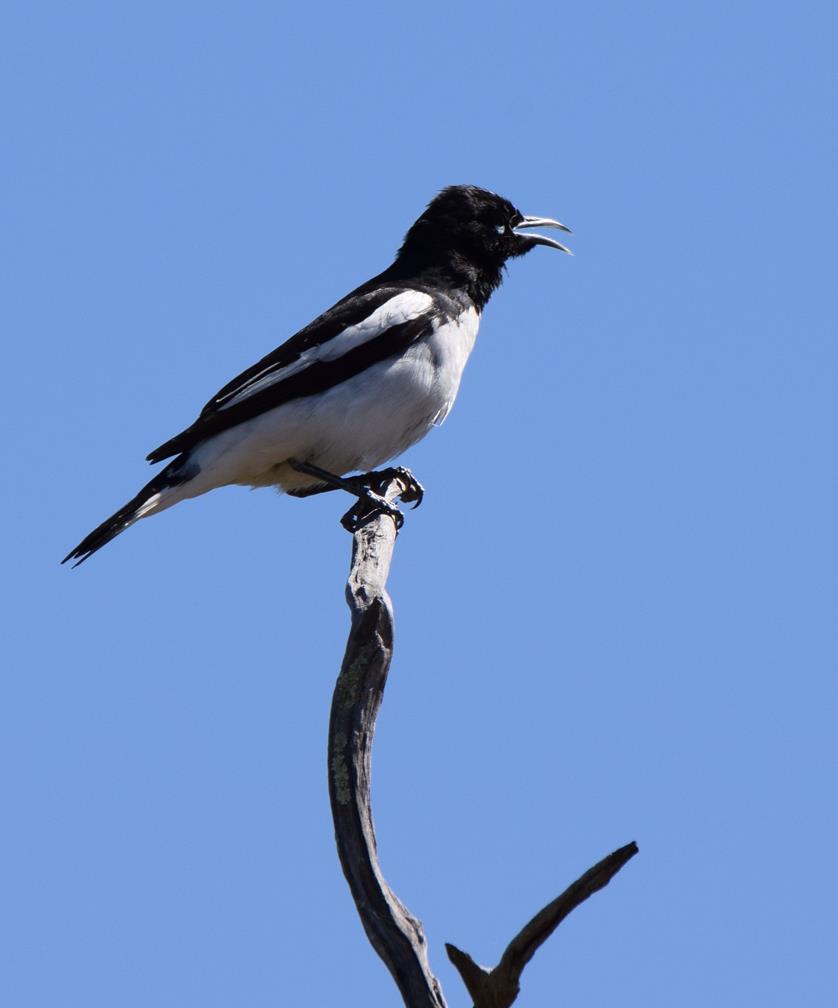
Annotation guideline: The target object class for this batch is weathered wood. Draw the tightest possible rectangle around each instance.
[327,472,638,1008]
[328,476,447,1008]
[445,841,639,1008]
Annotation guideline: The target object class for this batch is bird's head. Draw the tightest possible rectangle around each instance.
[395,185,571,307]
[399,185,571,266]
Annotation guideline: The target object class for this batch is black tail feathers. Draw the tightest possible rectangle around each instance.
[62,463,185,567]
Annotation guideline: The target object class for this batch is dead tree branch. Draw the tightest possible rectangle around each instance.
[445,841,638,1008]
[327,473,637,1007]
[327,476,446,1008]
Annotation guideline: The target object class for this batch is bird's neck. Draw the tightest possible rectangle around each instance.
[384,251,503,312]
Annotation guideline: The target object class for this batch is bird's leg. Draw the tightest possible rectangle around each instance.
[288,459,416,532]
[288,458,383,500]
[286,482,336,499]
[288,464,424,507]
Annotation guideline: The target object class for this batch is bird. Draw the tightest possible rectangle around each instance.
[63,184,571,566]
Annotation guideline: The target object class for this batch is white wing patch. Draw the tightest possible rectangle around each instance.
[218,290,434,410]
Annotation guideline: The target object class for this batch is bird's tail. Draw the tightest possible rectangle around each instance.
[62,461,190,567]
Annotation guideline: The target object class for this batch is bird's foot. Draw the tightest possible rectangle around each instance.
[339,468,425,532]
[289,459,424,532]
[381,466,425,509]
[340,489,404,533]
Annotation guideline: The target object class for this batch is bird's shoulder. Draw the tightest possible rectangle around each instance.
[198,281,459,417]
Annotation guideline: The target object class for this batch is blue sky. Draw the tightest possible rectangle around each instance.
[3,2,836,1005]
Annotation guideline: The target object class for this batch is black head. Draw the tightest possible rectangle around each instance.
[395,185,571,309]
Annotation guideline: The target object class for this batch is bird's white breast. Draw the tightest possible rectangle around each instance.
[426,305,480,426]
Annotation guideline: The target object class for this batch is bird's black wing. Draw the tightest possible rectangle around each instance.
[146,284,435,463]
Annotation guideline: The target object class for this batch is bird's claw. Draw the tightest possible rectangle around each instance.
[340,490,404,533]
[338,467,425,532]
[389,466,424,509]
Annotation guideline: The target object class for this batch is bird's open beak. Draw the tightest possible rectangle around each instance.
[514,215,573,255]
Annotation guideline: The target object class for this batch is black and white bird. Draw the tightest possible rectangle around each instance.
[63,185,571,565]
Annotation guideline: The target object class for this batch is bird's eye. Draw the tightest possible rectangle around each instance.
[495,224,506,235]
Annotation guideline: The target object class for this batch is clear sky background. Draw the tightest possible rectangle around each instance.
[3,2,836,1005]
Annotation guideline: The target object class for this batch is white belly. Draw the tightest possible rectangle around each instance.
[183,306,480,495]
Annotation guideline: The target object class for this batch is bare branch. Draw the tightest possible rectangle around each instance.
[328,476,447,1008]
[446,841,638,1008]
[326,472,638,1008]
